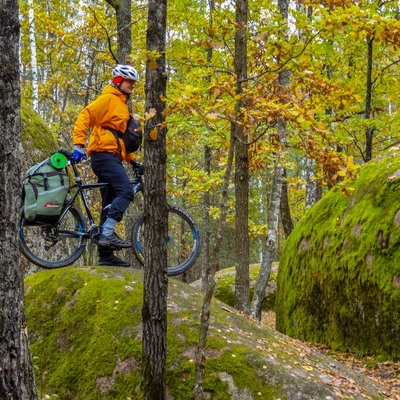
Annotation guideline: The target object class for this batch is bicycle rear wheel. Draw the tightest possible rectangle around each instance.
[131,204,201,276]
[19,205,87,269]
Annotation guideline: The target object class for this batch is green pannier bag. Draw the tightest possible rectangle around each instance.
[23,157,70,223]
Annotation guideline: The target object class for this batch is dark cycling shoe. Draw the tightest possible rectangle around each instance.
[98,232,132,248]
[99,254,131,267]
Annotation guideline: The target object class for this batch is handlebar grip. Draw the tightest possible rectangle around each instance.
[59,148,74,160]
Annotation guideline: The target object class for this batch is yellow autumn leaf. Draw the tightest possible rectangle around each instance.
[302,365,313,371]
[149,59,158,71]
[145,108,157,120]
[150,128,158,140]
[207,112,219,120]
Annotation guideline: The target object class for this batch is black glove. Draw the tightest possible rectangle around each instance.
[131,160,144,175]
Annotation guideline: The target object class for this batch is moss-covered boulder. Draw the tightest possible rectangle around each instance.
[25,267,386,399]
[191,264,277,311]
[276,147,400,359]
[20,103,59,171]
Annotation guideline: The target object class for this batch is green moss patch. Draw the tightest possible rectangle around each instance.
[20,103,59,168]
[25,267,385,399]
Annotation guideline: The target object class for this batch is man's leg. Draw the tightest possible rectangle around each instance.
[91,152,134,265]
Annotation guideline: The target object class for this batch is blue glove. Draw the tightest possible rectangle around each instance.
[72,145,85,164]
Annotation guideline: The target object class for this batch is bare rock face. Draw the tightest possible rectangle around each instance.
[276,146,400,359]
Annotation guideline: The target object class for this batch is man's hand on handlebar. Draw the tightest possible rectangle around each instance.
[72,145,85,164]
[131,160,144,175]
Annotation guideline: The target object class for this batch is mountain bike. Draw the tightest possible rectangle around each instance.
[19,149,201,276]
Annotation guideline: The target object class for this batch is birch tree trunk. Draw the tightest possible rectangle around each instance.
[304,158,320,209]
[250,136,285,321]
[250,0,289,321]
[0,0,38,398]
[141,0,168,398]
[234,0,250,314]
[28,0,39,112]
[257,178,265,263]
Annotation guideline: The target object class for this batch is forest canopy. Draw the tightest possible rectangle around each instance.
[19,0,400,265]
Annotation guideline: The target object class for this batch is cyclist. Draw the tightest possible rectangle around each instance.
[72,64,141,267]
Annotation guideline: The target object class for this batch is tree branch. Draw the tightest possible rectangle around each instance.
[88,6,119,64]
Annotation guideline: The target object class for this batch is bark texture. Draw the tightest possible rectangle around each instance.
[141,1,168,399]
[0,1,38,398]
[234,0,250,314]
[280,168,294,238]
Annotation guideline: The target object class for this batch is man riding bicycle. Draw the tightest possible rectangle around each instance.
[72,64,141,267]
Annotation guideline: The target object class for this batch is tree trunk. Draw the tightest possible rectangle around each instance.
[234,0,250,314]
[250,148,285,321]
[201,145,211,292]
[304,158,320,209]
[105,0,132,63]
[0,1,38,398]
[28,0,39,112]
[279,168,293,238]
[365,35,374,162]
[195,131,235,400]
[250,0,289,321]
[141,1,168,399]
[194,2,216,396]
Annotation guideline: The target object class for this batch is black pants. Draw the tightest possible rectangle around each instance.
[91,152,134,256]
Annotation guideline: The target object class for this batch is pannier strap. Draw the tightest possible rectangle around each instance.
[29,172,65,191]
[44,175,49,190]
[103,126,124,160]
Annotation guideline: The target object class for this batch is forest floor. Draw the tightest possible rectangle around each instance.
[261,311,400,400]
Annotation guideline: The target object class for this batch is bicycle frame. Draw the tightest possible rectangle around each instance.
[56,161,143,241]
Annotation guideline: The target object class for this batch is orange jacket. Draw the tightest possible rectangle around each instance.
[73,84,135,162]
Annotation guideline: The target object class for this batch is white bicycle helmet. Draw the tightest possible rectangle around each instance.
[112,64,139,81]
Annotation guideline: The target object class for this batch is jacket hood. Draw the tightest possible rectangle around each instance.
[102,84,129,103]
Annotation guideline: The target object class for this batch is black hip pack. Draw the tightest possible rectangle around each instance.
[103,116,143,156]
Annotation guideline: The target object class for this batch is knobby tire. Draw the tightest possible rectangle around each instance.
[131,204,201,276]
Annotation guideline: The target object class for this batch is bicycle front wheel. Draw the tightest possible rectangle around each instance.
[19,205,87,269]
[131,204,201,276]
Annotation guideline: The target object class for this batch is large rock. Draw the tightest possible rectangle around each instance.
[276,147,400,359]
[20,103,59,171]
[25,267,386,399]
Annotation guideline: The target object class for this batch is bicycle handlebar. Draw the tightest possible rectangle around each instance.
[59,148,74,160]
